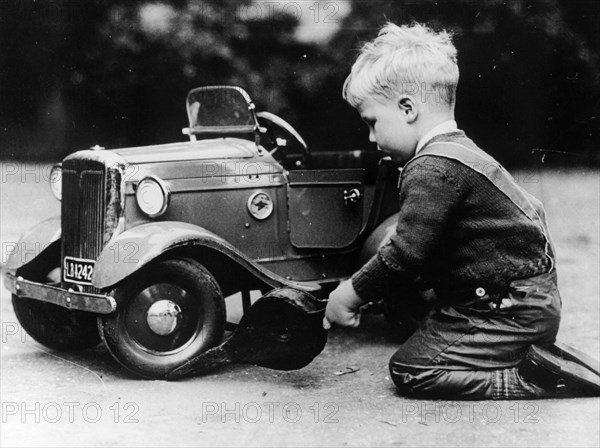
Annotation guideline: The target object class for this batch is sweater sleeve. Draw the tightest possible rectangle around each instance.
[351,157,465,302]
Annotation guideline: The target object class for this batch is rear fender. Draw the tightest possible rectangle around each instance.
[4,216,61,270]
[93,222,310,295]
[358,212,399,266]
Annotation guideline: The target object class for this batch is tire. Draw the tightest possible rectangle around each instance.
[98,258,225,379]
[12,295,102,351]
[11,246,101,352]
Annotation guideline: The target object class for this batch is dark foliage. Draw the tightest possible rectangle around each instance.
[0,0,598,165]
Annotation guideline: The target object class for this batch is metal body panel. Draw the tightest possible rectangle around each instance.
[93,221,307,290]
[122,160,282,187]
[123,184,287,260]
[4,216,61,270]
[258,252,361,283]
[124,164,283,186]
[118,138,287,262]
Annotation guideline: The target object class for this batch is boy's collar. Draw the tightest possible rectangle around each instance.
[415,120,459,154]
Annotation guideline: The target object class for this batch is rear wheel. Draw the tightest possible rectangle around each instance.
[12,247,101,351]
[98,258,225,379]
[383,287,435,342]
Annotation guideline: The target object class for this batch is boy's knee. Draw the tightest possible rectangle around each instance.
[389,357,496,400]
[389,366,419,397]
[388,358,438,397]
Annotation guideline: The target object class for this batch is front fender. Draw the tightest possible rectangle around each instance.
[4,216,61,270]
[358,212,399,266]
[93,222,311,292]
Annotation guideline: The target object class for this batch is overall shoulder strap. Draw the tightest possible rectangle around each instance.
[412,140,555,269]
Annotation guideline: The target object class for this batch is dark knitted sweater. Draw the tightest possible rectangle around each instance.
[352,131,553,303]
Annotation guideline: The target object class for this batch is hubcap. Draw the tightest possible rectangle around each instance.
[146,300,182,336]
[126,282,204,354]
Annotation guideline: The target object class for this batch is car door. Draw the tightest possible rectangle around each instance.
[287,169,365,249]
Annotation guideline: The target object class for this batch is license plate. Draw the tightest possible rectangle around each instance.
[63,257,95,285]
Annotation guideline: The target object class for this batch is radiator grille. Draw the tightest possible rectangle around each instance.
[61,159,107,292]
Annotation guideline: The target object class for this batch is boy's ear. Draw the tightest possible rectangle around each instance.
[397,96,418,123]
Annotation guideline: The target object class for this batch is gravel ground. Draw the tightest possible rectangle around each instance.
[1,163,598,447]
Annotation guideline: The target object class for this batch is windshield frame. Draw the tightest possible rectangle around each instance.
[185,86,260,135]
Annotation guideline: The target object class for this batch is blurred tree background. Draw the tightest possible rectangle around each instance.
[0,0,598,166]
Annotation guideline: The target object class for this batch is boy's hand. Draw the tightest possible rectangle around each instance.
[323,279,365,330]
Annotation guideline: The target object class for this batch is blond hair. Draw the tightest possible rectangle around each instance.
[343,22,459,109]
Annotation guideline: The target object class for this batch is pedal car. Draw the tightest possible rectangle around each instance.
[4,86,401,379]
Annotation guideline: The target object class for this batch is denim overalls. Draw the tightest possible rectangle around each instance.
[389,139,562,399]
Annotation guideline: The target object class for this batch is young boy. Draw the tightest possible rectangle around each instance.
[323,22,599,399]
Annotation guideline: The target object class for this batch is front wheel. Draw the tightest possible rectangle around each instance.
[13,295,101,351]
[98,258,225,379]
[12,246,101,351]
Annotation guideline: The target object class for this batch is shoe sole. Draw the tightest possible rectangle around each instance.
[527,344,600,393]
[549,341,600,376]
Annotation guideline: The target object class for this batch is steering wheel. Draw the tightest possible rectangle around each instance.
[256,112,310,170]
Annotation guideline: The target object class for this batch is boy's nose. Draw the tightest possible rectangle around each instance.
[369,131,376,143]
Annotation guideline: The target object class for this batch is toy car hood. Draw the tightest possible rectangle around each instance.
[111,138,260,165]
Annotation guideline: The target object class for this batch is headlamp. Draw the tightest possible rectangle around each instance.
[136,176,170,217]
[49,164,62,201]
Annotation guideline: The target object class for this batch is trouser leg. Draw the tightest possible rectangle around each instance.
[389,359,550,400]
